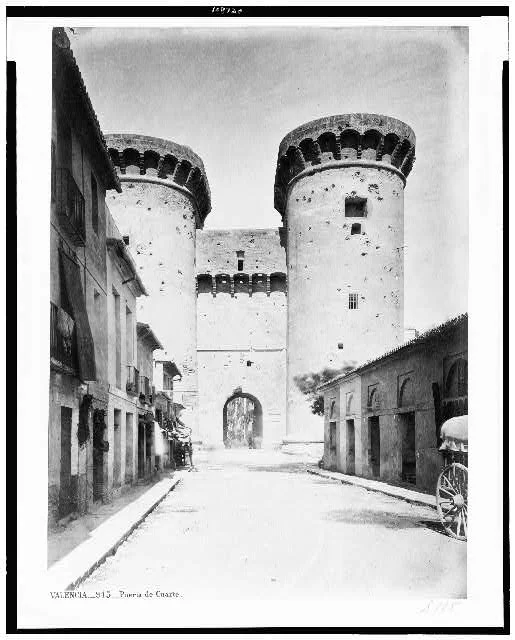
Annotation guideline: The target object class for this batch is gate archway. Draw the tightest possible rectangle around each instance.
[223,392,263,449]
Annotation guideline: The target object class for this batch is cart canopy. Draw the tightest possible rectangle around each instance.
[439,415,468,452]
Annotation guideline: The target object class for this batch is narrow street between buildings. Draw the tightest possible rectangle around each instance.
[81,449,466,600]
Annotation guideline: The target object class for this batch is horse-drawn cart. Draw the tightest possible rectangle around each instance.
[436,415,468,541]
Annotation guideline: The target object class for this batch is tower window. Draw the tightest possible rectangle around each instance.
[349,293,359,310]
[237,250,244,271]
[345,197,367,218]
[351,223,361,235]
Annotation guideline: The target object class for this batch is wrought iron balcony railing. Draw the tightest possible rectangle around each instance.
[50,302,77,372]
[55,168,86,245]
[126,365,139,395]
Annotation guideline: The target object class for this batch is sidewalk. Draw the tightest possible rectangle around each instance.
[47,473,182,591]
[307,467,436,509]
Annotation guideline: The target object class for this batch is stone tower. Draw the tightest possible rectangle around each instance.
[274,114,416,439]
[105,134,211,437]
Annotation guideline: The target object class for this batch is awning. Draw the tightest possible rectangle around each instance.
[60,251,96,381]
[440,415,468,447]
[155,360,182,380]
[154,422,165,455]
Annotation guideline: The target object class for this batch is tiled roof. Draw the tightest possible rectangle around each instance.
[137,322,163,351]
[155,360,182,379]
[106,237,148,296]
[53,28,121,193]
[318,312,468,392]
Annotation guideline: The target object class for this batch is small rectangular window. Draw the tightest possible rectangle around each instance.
[349,292,359,310]
[345,197,367,218]
[237,250,244,271]
[91,173,98,234]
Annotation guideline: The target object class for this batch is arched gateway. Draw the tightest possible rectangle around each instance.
[223,392,263,449]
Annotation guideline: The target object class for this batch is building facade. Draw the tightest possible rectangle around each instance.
[105,211,147,501]
[196,229,287,448]
[319,314,468,493]
[49,29,167,528]
[274,113,416,440]
[49,28,121,524]
[135,322,162,479]
[153,360,182,468]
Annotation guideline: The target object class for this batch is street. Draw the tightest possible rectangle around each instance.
[81,449,466,599]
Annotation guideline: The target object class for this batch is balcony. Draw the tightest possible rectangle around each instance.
[55,168,86,245]
[126,365,139,395]
[50,302,77,373]
[139,375,151,404]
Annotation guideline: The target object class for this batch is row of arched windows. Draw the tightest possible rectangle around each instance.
[362,357,468,413]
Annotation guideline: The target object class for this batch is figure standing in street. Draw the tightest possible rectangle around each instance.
[173,406,196,471]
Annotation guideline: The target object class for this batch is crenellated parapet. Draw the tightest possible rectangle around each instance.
[197,272,287,297]
[274,113,416,217]
[105,133,211,227]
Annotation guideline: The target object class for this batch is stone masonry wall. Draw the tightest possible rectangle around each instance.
[285,165,405,439]
[197,228,285,274]
[197,229,287,447]
[106,182,199,434]
[322,321,467,493]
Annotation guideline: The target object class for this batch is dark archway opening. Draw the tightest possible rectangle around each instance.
[223,393,263,449]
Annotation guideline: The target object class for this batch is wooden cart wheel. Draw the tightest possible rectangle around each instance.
[436,462,468,541]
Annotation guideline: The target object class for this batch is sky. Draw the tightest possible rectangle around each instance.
[69,26,469,332]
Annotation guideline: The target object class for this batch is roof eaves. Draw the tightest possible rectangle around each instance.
[106,237,148,296]
[53,28,122,193]
[317,369,358,393]
[318,313,468,391]
[136,322,163,351]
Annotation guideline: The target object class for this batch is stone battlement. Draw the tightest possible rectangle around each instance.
[106,133,211,224]
[197,272,287,297]
[274,113,416,216]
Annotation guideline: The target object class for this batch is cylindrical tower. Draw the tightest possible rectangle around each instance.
[274,114,415,439]
[105,134,211,438]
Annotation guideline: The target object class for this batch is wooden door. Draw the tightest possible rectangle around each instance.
[59,407,73,517]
